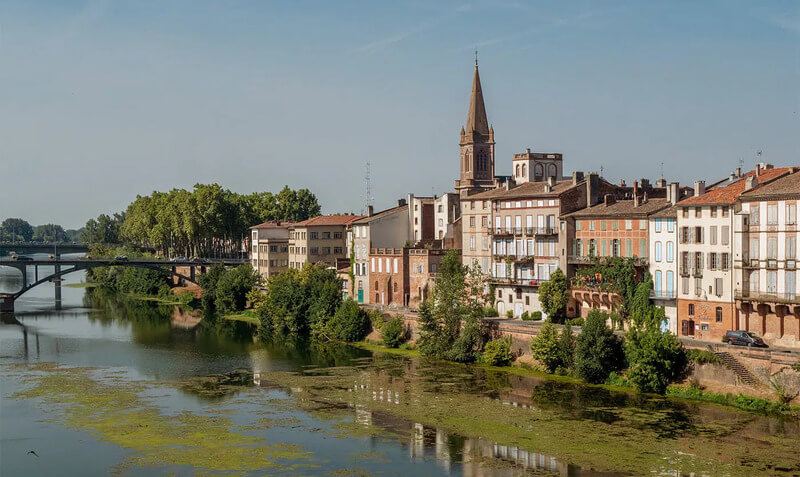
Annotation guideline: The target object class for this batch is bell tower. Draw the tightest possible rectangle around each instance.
[455,58,495,195]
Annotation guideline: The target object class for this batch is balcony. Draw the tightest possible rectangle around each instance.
[766,259,778,270]
[488,276,541,287]
[492,227,513,237]
[525,226,534,236]
[692,268,703,278]
[568,255,596,265]
[735,289,800,305]
[651,289,677,300]
[535,227,557,236]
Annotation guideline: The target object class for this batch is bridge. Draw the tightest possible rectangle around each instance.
[0,243,91,255]
[0,257,246,313]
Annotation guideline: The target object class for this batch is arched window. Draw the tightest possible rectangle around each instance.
[715,307,723,323]
[357,280,363,290]
[516,164,520,177]
[654,270,662,295]
[393,282,398,292]
[548,163,557,177]
[535,163,544,178]
[666,242,674,262]
[522,164,527,177]
[374,280,379,290]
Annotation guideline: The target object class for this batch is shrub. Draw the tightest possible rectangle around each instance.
[330,298,371,342]
[568,317,584,327]
[531,311,542,321]
[483,307,499,317]
[447,318,483,363]
[686,349,722,365]
[575,310,624,384]
[530,322,561,373]
[624,326,689,394]
[483,337,513,367]
[367,309,386,330]
[381,317,408,348]
[557,324,576,371]
[506,310,514,319]
[520,311,530,321]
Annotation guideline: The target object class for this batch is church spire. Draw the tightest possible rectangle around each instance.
[464,61,489,137]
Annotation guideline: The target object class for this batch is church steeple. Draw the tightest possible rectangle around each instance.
[456,59,495,195]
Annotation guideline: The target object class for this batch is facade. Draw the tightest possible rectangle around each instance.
[350,203,410,304]
[735,168,800,347]
[648,202,679,333]
[434,193,461,246]
[407,248,448,309]
[512,149,564,183]
[676,165,792,342]
[407,195,435,243]
[565,195,671,318]
[249,221,291,279]
[288,215,363,269]
[369,248,408,306]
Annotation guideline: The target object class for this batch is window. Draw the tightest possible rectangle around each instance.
[694,226,703,243]
[470,216,475,227]
[640,219,647,230]
[750,237,760,260]
[334,232,342,239]
[612,239,620,257]
[589,239,597,257]
[667,219,674,233]
[767,237,778,260]
[682,277,689,295]
[688,304,694,315]
[788,204,797,225]
[715,278,723,297]
[654,219,661,232]
[710,206,717,218]
[787,271,796,297]
[721,207,729,217]
[612,220,619,231]
[371,258,375,273]
[640,239,647,258]
[589,221,595,231]
[393,258,398,274]
[310,247,319,255]
[710,226,717,245]
[482,236,488,250]
[309,232,318,240]
[334,247,343,254]
[655,241,662,262]
[750,205,760,225]
[576,221,582,231]
[694,207,702,218]
[601,221,607,231]
[682,208,689,218]
[701,323,709,332]
[469,235,475,251]
[721,252,729,270]
[767,205,778,225]
[787,237,797,259]
[666,242,674,263]
[721,226,729,245]
[482,216,487,227]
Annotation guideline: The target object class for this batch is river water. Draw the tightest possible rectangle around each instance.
[1,260,799,476]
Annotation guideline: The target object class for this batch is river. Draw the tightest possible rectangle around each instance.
[1,259,799,476]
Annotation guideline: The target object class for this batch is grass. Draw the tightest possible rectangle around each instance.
[222,309,260,325]
[667,384,800,417]
[686,348,723,365]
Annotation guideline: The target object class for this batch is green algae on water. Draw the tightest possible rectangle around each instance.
[10,363,314,473]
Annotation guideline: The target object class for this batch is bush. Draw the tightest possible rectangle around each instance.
[568,317,584,327]
[330,299,371,342]
[575,310,624,384]
[506,310,514,319]
[624,326,689,394]
[557,324,576,371]
[531,311,542,321]
[381,317,408,348]
[483,337,513,367]
[367,309,386,330]
[530,322,561,373]
[538,268,569,323]
[686,349,722,365]
[483,307,499,317]
[214,265,261,314]
[520,311,530,321]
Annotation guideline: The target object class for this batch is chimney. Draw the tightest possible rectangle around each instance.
[668,182,680,206]
[604,194,615,206]
[398,198,407,207]
[526,147,531,153]
[656,178,666,187]
[729,172,735,183]
[693,180,706,197]
[619,179,626,187]
[735,167,742,178]
[744,176,758,192]
[572,171,584,185]
[640,179,650,189]
[586,173,600,207]
[367,205,374,216]
[504,180,511,191]
[545,184,552,193]
[633,181,640,207]
[547,176,556,187]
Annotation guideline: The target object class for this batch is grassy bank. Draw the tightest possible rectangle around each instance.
[64,282,100,289]
[355,340,800,419]
[221,310,260,326]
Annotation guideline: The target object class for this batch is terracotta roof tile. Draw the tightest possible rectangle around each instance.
[679,167,793,206]
[292,215,365,227]
[249,220,293,229]
[565,198,671,218]
[467,180,578,200]
[740,169,800,199]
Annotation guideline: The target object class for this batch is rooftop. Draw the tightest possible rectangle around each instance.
[292,215,365,227]
[351,204,408,224]
[679,167,793,206]
[740,169,800,200]
[565,198,671,218]
[249,220,293,229]
[467,179,577,200]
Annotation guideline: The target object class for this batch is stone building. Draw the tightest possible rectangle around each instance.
[735,167,800,348]
[249,221,291,279]
[350,202,410,304]
[288,215,363,270]
[676,165,792,342]
[455,60,496,195]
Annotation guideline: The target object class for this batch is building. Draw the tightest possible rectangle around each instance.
[407,195,436,243]
[434,193,461,246]
[369,247,408,306]
[735,168,800,347]
[288,215,363,270]
[350,203,410,303]
[455,60,496,195]
[564,192,672,318]
[407,248,448,309]
[249,221,291,279]
[648,189,680,333]
[676,164,792,342]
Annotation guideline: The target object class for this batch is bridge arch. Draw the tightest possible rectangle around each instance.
[3,262,200,300]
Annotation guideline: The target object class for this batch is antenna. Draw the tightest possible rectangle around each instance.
[364,162,374,215]
[600,165,604,178]
[660,162,664,180]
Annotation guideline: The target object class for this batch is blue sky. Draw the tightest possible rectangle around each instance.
[1,0,798,228]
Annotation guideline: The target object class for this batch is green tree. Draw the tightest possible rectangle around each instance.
[557,323,576,371]
[530,322,561,373]
[483,337,513,367]
[381,317,408,348]
[625,325,688,394]
[575,310,624,384]
[1,218,33,242]
[32,224,68,242]
[330,298,371,342]
[538,268,569,323]
[214,265,260,313]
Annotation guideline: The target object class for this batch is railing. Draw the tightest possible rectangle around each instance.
[692,268,703,278]
[651,290,677,299]
[489,276,541,287]
[568,255,648,267]
[525,227,534,236]
[568,255,596,264]
[535,227,556,235]
[735,289,800,304]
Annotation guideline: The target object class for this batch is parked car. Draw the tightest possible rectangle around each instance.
[724,330,767,348]
[114,256,128,262]
[14,255,33,261]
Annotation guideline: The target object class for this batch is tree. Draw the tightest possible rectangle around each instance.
[557,323,576,371]
[625,325,688,394]
[530,322,561,373]
[1,218,33,242]
[330,298,371,342]
[32,224,68,242]
[381,317,408,348]
[214,265,261,313]
[575,310,625,384]
[538,268,569,323]
[483,337,513,367]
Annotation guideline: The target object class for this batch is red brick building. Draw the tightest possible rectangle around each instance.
[407,248,449,309]
[369,248,408,306]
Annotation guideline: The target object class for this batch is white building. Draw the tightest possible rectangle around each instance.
[648,192,679,333]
